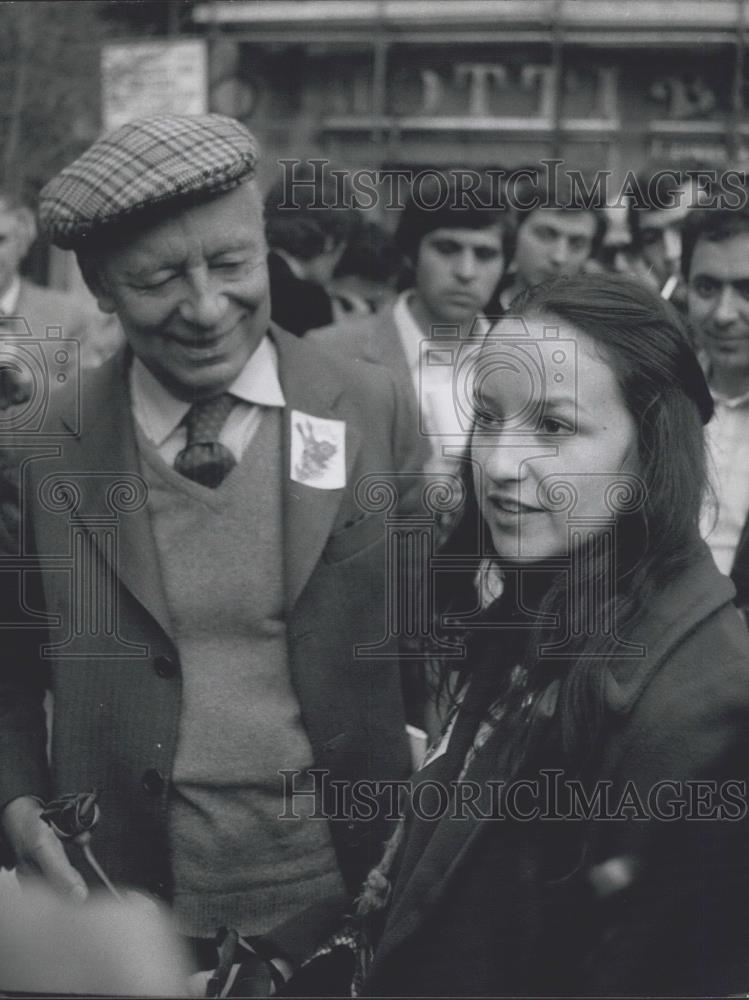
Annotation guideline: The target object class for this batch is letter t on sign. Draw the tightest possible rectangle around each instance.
[455,63,508,116]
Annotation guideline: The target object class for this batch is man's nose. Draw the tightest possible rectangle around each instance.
[662,228,682,267]
[179,267,228,328]
[713,285,740,327]
[454,248,478,281]
[548,237,569,268]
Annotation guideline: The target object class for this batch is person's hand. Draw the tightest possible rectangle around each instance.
[0,884,194,996]
[1,795,88,902]
[0,361,32,409]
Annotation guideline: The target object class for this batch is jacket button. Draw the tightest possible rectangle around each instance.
[154,654,177,678]
[142,769,165,794]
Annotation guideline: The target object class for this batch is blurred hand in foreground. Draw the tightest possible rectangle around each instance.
[0,883,194,995]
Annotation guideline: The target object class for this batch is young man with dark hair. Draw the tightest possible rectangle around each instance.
[684,204,749,613]
[496,169,607,308]
[314,170,507,476]
[626,169,696,305]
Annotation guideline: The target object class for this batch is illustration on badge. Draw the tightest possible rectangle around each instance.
[290,410,346,489]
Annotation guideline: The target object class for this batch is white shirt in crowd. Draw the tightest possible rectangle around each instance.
[392,290,490,477]
[700,385,749,576]
[0,276,20,316]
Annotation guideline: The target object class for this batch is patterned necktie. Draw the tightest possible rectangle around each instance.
[174,392,237,487]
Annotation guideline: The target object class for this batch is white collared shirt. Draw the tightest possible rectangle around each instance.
[0,276,21,316]
[130,335,286,466]
[392,290,490,475]
[700,384,749,576]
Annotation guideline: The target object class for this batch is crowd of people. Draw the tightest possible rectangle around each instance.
[0,111,748,997]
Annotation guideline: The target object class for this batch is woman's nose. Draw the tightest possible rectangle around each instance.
[479,435,529,486]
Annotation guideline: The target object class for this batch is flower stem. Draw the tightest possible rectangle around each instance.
[82,843,124,902]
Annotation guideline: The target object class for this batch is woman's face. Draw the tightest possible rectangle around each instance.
[471,314,639,563]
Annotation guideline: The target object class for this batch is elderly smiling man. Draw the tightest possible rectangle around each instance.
[0,114,413,968]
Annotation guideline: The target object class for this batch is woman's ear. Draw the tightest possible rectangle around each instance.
[78,256,117,314]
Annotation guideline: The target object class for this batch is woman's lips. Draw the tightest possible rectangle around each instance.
[487,494,544,517]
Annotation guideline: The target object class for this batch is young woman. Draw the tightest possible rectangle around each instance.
[213,274,749,997]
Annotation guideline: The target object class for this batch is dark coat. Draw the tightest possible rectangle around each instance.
[730,519,749,616]
[362,545,749,996]
[268,251,334,336]
[0,326,417,899]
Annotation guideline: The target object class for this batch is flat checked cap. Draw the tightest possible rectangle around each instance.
[39,113,260,249]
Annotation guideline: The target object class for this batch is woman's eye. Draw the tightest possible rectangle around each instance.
[540,417,566,434]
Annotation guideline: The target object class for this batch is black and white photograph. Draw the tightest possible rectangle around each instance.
[0,1,748,996]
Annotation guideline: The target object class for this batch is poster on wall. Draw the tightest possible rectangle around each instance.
[101,38,208,130]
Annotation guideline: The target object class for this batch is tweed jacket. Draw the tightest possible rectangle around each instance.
[0,326,415,899]
[312,305,422,457]
[360,545,749,996]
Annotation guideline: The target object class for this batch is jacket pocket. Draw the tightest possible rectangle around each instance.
[323,514,384,563]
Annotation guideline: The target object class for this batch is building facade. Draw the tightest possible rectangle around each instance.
[194,0,749,189]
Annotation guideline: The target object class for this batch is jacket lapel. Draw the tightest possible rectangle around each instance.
[370,716,506,974]
[602,541,736,715]
[272,327,360,610]
[55,352,174,642]
[362,309,420,433]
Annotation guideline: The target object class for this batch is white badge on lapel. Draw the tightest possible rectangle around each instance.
[290,410,346,489]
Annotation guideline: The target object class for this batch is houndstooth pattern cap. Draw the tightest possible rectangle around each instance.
[38,113,260,249]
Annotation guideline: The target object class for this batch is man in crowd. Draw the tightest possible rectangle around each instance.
[0,189,100,402]
[496,170,606,309]
[0,114,413,968]
[265,170,359,336]
[684,203,749,615]
[626,168,697,308]
[314,170,507,478]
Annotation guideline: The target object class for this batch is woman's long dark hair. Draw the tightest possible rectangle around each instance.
[435,273,714,769]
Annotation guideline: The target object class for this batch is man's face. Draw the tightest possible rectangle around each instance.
[94,183,271,401]
[688,232,749,377]
[637,197,691,286]
[0,202,28,298]
[412,225,504,326]
[512,209,597,289]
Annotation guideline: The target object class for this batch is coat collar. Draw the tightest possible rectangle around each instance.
[57,328,359,633]
[602,541,736,714]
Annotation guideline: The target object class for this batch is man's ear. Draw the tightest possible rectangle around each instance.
[14,207,36,258]
[324,236,347,270]
[77,255,117,314]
